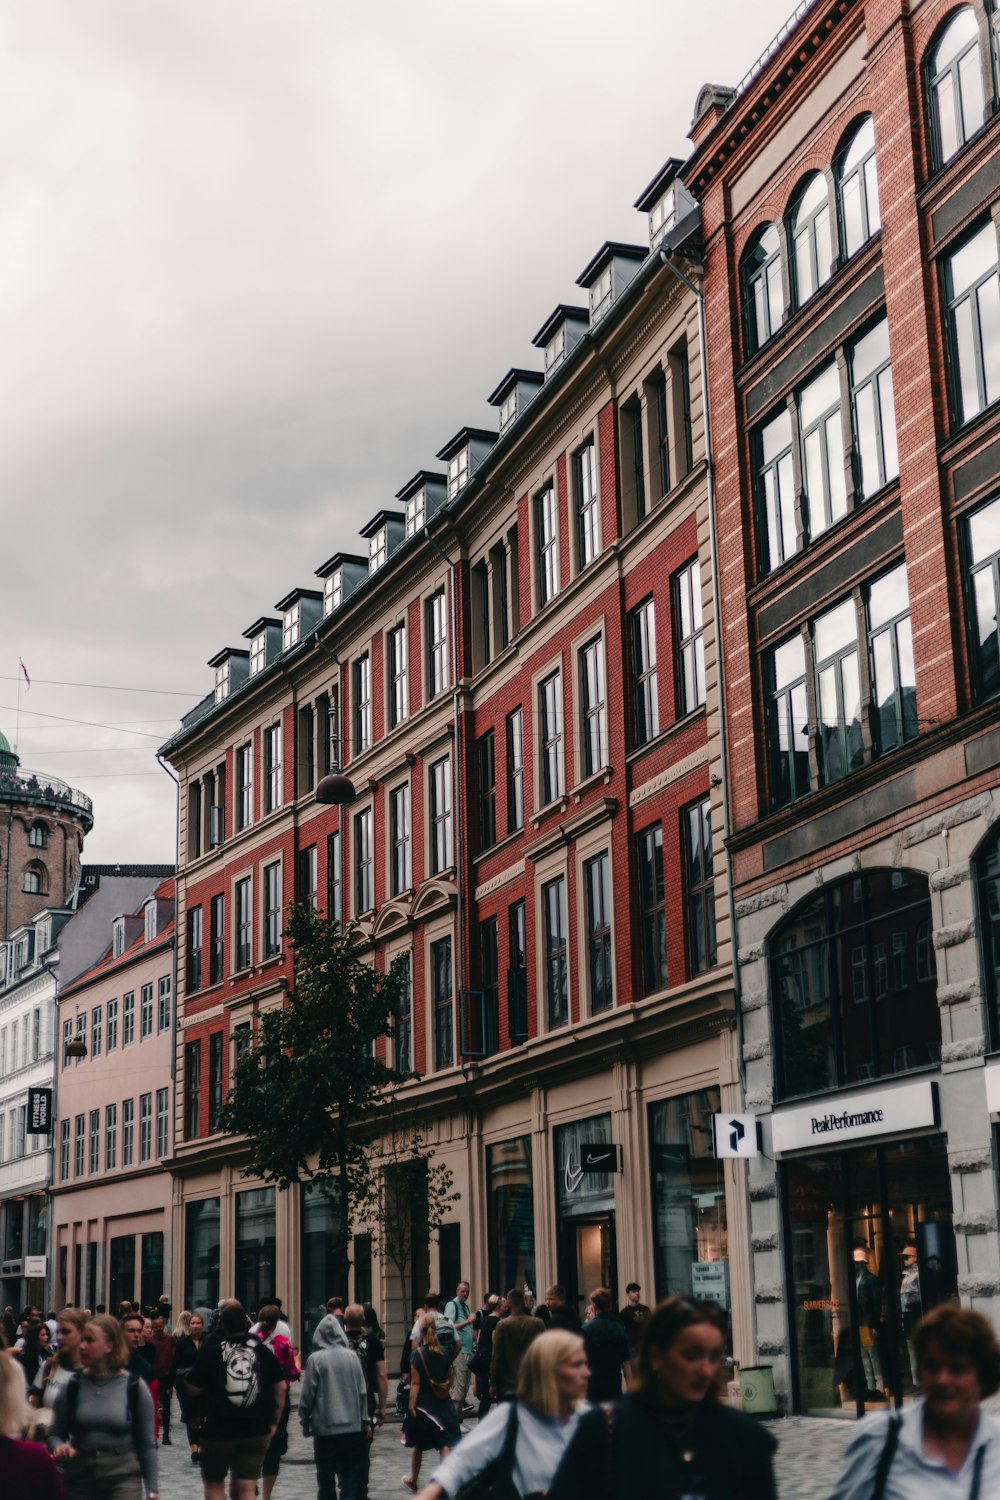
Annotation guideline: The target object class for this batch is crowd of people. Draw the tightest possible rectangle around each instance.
[3,1285,1000,1498]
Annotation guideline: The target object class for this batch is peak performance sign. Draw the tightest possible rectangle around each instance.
[771,1078,938,1156]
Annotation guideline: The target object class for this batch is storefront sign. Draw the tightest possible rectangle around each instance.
[713,1113,759,1159]
[27,1088,52,1134]
[772,1078,938,1155]
[691,1260,728,1306]
[985,1060,1000,1115]
[24,1256,47,1278]
[579,1143,618,1174]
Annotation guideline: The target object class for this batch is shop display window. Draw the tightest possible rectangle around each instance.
[486,1137,536,1297]
[184,1196,220,1312]
[648,1089,728,1311]
[235,1187,276,1317]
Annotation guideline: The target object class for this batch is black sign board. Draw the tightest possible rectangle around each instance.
[580,1143,618,1174]
[27,1088,53,1134]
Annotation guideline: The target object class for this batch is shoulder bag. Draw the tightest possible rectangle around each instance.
[453,1402,521,1500]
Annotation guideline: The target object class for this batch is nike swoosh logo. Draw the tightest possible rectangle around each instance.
[564,1156,585,1193]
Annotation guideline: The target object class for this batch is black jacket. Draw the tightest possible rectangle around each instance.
[549,1393,777,1500]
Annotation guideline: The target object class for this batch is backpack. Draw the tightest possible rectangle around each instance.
[434,1315,458,1362]
[416,1347,452,1402]
[214,1334,273,1424]
[268,1332,300,1385]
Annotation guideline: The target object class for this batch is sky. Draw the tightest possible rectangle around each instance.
[0,0,801,865]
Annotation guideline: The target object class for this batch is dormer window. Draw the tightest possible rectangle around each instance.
[447,448,469,500]
[324,569,343,615]
[36,920,50,955]
[144,901,157,943]
[499,389,518,432]
[649,193,671,248]
[28,822,48,849]
[589,266,613,320]
[112,918,126,959]
[282,603,301,651]
[405,489,426,538]
[369,527,388,573]
[14,935,30,973]
[544,327,566,374]
[249,633,266,677]
[214,660,230,704]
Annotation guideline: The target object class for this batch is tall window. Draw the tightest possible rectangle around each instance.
[388,622,408,727]
[575,441,601,568]
[264,723,282,812]
[506,709,524,833]
[429,758,453,874]
[743,224,783,353]
[393,952,412,1073]
[139,1094,152,1163]
[536,484,559,606]
[105,1104,117,1171]
[327,830,342,926]
[158,974,172,1030]
[209,1032,224,1131]
[928,8,986,168]
[186,900,202,996]
[631,598,659,746]
[479,917,500,1057]
[354,808,373,914]
[543,876,568,1028]
[969,494,1000,699]
[800,363,847,540]
[789,173,833,308]
[685,798,717,974]
[107,998,118,1051]
[624,399,646,521]
[428,590,449,698]
[674,562,705,715]
[868,565,918,754]
[91,1006,102,1059]
[156,1088,169,1159]
[264,862,282,958]
[476,731,497,852]
[89,1109,100,1174]
[508,900,528,1045]
[184,1043,201,1140]
[585,852,613,1013]
[758,407,797,571]
[837,116,880,259]
[75,1114,85,1176]
[432,935,454,1069]
[140,983,153,1040]
[235,877,252,971]
[237,742,253,830]
[850,319,899,497]
[946,222,1000,426]
[815,597,865,785]
[354,655,372,755]
[636,825,667,994]
[768,635,810,808]
[539,670,563,804]
[122,1098,134,1165]
[653,372,670,497]
[298,845,318,910]
[123,991,135,1047]
[390,784,412,895]
[579,637,608,777]
[60,1119,70,1181]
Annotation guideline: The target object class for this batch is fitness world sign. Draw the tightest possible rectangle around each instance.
[771,1078,938,1155]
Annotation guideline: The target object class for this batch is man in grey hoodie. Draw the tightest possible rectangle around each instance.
[299,1312,370,1500]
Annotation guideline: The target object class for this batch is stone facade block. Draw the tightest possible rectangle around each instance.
[933,920,976,949]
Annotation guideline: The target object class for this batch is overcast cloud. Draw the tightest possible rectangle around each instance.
[0,0,798,865]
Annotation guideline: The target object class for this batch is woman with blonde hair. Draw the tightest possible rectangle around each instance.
[403,1312,462,1491]
[415,1329,590,1500]
[0,1349,63,1497]
[50,1314,157,1500]
[31,1309,86,1422]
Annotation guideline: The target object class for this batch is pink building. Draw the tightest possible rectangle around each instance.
[51,879,175,1311]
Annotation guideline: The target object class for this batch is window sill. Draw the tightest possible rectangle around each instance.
[626,706,706,766]
[473,828,523,867]
[530,796,569,829]
[569,767,613,802]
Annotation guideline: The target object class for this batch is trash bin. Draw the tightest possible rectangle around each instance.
[739,1365,777,1414]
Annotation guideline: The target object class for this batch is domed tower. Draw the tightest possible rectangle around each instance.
[0,731,94,939]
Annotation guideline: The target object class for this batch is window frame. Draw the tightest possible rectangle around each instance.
[788,172,835,309]
[538,668,564,806]
[476,729,497,853]
[389,782,412,896]
[431,933,454,1070]
[429,757,453,875]
[354,807,374,915]
[636,824,667,995]
[506,708,524,833]
[584,850,613,1014]
[836,115,880,260]
[574,439,601,571]
[388,621,409,728]
[927,7,988,169]
[945,219,1000,427]
[354,654,372,756]
[427,589,449,699]
[535,483,560,607]
[674,560,706,717]
[742,223,784,355]
[263,861,282,958]
[579,635,609,779]
[542,874,569,1029]
[684,796,717,976]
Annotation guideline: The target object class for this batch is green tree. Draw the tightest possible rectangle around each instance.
[221,902,409,1295]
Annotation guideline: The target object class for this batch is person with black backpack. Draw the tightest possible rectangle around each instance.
[185,1299,285,1500]
[49,1313,157,1500]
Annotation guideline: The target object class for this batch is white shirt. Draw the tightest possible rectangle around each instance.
[828,1400,1000,1500]
[251,1317,293,1346]
[431,1401,589,1498]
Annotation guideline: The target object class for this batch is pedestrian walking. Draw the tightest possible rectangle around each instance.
[256,1303,300,1500]
[171,1309,205,1465]
[539,1286,582,1334]
[402,1313,461,1492]
[580,1288,631,1402]
[549,1296,777,1500]
[489,1290,545,1403]
[469,1295,503,1421]
[49,1313,158,1500]
[826,1303,1000,1500]
[618,1283,651,1364]
[185,1299,285,1500]
[17,1321,54,1387]
[442,1281,475,1417]
[121,1316,157,1442]
[146,1314,174,1445]
[29,1309,86,1443]
[0,1352,64,1500]
[344,1302,388,1499]
[298,1312,370,1500]
[415,1328,590,1500]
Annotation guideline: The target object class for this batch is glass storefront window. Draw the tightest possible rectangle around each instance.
[235,1187,276,1317]
[185,1197,220,1312]
[786,1136,956,1417]
[301,1180,344,1353]
[554,1115,617,1316]
[141,1231,165,1310]
[772,869,939,1100]
[110,1234,136,1310]
[26,1195,47,1257]
[4,1202,24,1262]
[648,1089,728,1309]
[486,1137,536,1297]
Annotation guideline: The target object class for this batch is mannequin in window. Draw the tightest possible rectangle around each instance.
[853,1243,884,1399]
[899,1244,921,1385]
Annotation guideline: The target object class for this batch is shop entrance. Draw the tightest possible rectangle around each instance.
[558,1213,617,1319]
[553,1114,618,1318]
[785,1135,956,1417]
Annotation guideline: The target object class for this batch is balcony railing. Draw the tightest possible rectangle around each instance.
[730,0,820,104]
[0,767,93,818]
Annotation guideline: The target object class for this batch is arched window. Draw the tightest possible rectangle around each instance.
[789,173,834,308]
[771,868,939,1100]
[742,224,784,353]
[27,822,48,849]
[927,7,986,167]
[23,864,45,895]
[837,116,880,259]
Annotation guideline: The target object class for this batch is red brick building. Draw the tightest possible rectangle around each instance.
[686,0,1000,1416]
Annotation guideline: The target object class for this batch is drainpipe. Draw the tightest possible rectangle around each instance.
[422,527,465,1017]
[156,755,181,1148]
[658,246,746,1094]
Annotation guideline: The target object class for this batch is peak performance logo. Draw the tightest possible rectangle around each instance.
[810,1107,884,1136]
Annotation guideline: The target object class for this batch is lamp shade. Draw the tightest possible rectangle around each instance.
[315,770,357,806]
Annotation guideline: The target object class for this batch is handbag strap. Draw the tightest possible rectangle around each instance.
[969,1443,985,1500]
[871,1416,901,1500]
